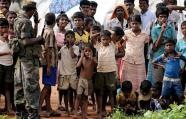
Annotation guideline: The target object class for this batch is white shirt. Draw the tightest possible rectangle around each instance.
[95,42,117,72]
[141,9,156,34]
[59,45,79,75]
[105,17,128,31]
[0,40,13,66]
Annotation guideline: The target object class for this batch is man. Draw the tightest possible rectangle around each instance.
[124,0,140,17]
[13,1,43,119]
[89,1,101,26]
[79,0,90,17]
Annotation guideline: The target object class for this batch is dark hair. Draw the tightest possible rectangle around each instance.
[156,7,169,18]
[124,0,135,4]
[184,0,186,6]
[65,30,75,38]
[140,80,152,93]
[152,82,162,92]
[5,11,17,18]
[121,80,132,93]
[130,15,142,24]
[0,0,10,4]
[156,2,166,9]
[80,0,90,6]
[0,18,8,26]
[84,17,93,26]
[164,39,176,45]
[112,26,124,37]
[90,1,98,7]
[45,13,56,25]
[56,13,69,25]
[92,25,101,32]
[181,21,186,28]
[139,0,149,5]
[100,30,111,37]
[72,12,84,20]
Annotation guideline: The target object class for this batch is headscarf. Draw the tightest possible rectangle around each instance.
[110,4,129,20]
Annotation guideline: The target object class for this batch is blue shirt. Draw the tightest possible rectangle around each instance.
[153,54,186,78]
[176,39,186,58]
[151,24,176,59]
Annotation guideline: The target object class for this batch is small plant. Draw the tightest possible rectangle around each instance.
[0,115,7,119]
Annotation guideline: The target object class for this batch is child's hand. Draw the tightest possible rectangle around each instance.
[161,23,167,32]
[80,50,84,58]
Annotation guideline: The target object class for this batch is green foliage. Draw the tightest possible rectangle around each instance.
[107,104,186,119]
[0,115,7,119]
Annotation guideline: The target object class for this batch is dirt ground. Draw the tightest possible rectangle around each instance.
[0,69,102,119]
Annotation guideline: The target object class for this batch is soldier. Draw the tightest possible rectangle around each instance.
[13,1,43,119]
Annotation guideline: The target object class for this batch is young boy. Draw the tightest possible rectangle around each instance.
[176,21,186,92]
[147,6,177,84]
[92,30,117,118]
[138,80,152,110]
[116,80,138,115]
[72,11,90,50]
[58,30,79,114]
[152,40,186,104]
[0,17,14,114]
[39,13,60,117]
[74,44,97,119]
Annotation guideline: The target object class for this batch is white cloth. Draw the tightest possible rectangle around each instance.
[141,9,156,34]
[0,40,13,66]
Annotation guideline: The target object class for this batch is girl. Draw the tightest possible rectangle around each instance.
[55,12,69,50]
[122,15,149,91]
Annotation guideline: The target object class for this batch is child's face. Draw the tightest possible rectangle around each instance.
[7,13,17,25]
[0,0,9,14]
[165,42,175,53]
[181,24,186,37]
[86,20,93,32]
[0,25,8,38]
[140,89,150,96]
[101,35,111,46]
[151,87,160,98]
[124,2,134,13]
[58,16,69,30]
[65,34,75,44]
[73,18,84,29]
[90,29,100,41]
[157,14,168,25]
[139,0,148,12]
[84,47,92,58]
[131,21,141,31]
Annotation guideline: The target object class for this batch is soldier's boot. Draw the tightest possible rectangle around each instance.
[15,104,28,119]
[28,108,40,119]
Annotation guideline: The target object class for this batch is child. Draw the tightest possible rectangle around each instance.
[84,17,93,33]
[176,21,186,92]
[138,80,152,110]
[72,12,89,49]
[116,80,138,115]
[92,30,117,118]
[111,26,125,82]
[74,44,97,119]
[150,81,168,110]
[55,12,69,50]
[58,30,79,115]
[122,15,149,91]
[55,12,69,111]
[147,6,177,84]
[39,13,60,117]
[0,18,14,114]
[152,40,186,104]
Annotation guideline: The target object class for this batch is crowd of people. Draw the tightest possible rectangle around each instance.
[0,0,186,119]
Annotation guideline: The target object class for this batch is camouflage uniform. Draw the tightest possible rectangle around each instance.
[13,1,41,119]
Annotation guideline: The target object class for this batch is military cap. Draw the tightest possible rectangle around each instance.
[124,0,135,4]
[22,1,37,10]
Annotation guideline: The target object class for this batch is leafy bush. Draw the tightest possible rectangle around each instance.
[0,115,7,119]
[107,104,186,119]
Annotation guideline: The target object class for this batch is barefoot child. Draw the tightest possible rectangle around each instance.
[74,44,97,119]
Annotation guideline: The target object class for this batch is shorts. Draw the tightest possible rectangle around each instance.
[161,77,183,98]
[77,77,93,96]
[0,64,13,83]
[95,72,117,95]
[58,74,78,90]
[42,65,57,86]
